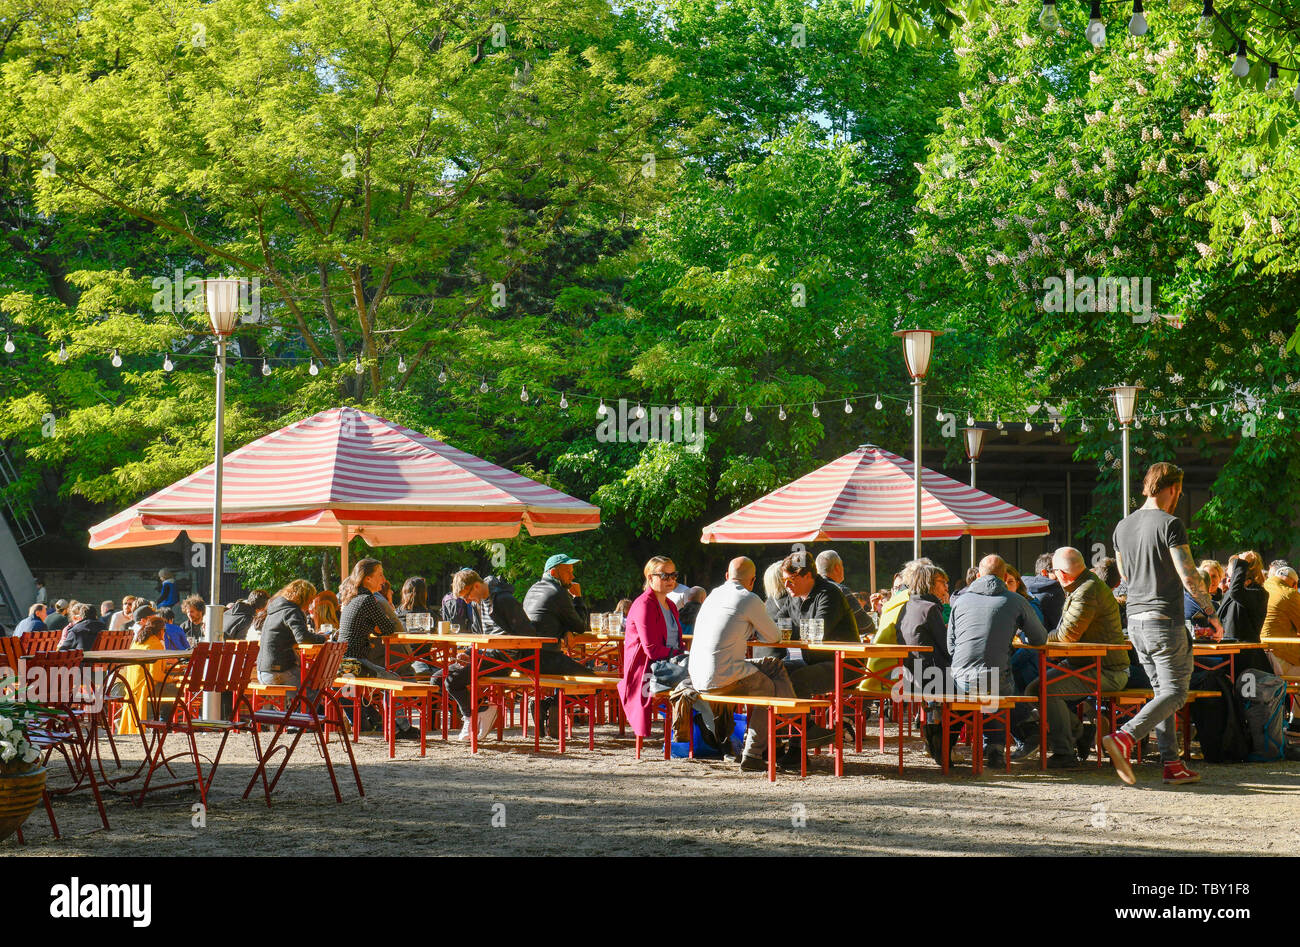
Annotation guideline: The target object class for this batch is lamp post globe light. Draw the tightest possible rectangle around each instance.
[199,278,244,722]
[894,328,944,559]
[1104,383,1144,517]
[963,425,989,568]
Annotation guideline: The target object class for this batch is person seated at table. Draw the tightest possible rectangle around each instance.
[950,566,981,602]
[156,607,190,651]
[57,602,106,651]
[688,557,797,771]
[129,604,157,633]
[107,595,137,632]
[816,550,873,640]
[426,570,500,741]
[180,595,205,641]
[100,600,116,622]
[1261,563,1300,680]
[778,552,859,701]
[1200,560,1226,609]
[756,561,793,661]
[1024,547,1129,769]
[258,579,326,693]
[889,560,953,762]
[308,590,340,634]
[614,598,634,633]
[223,590,269,641]
[521,555,598,736]
[44,599,71,633]
[947,554,1048,768]
[619,556,690,742]
[1024,553,1065,631]
[13,603,47,636]
[338,558,419,739]
[117,616,173,735]
[676,586,707,634]
[1217,552,1269,666]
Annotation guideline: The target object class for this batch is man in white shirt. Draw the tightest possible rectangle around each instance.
[688,556,796,772]
[108,595,138,632]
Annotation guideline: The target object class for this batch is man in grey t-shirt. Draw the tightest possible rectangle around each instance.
[1105,462,1221,787]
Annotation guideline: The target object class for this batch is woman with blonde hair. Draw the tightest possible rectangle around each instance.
[258,578,326,692]
[616,555,687,739]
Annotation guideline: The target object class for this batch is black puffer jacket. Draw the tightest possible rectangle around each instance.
[522,575,588,651]
[258,596,326,674]
[57,618,106,652]
[482,576,535,637]
[222,600,258,641]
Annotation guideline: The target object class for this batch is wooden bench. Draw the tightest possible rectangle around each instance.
[334,676,439,758]
[486,672,620,752]
[897,692,1038,776]
[1100,689,1220,764]
[696,694,833,781]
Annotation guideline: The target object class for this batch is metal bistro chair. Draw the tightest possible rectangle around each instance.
[242,642,363,805]
[135,641,262,809]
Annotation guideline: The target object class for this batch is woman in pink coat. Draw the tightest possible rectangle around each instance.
[617,556,686,737]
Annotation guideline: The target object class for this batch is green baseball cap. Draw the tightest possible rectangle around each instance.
[544,554,581,573]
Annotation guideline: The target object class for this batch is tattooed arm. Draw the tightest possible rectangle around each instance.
[1172,544,1223,635]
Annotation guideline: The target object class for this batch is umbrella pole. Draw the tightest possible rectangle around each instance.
[340,526,349,584]
[869,541,877,593]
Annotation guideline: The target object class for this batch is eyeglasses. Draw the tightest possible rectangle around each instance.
[651,572,679,580]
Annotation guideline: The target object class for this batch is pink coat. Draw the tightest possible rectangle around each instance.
[617,589,683,737]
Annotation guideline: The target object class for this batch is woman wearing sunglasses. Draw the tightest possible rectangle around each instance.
[617,556,689,741]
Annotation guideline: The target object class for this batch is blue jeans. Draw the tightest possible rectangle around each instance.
[1123,617,1192,762]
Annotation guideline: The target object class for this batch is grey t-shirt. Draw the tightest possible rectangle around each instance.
[1112,507,1189,619]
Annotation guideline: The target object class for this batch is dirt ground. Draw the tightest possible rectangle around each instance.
[8,717,1300,857]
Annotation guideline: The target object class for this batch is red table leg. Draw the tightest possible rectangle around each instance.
[1038,651,1048,771]
[469,644,479,754]
[767,706,776,783]
[532,647,541,753]
[558,690,567,753]
[834,651,844,778]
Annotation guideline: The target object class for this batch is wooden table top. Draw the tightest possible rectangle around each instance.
[81,649,192,664]
[1016,642,1130,653]
[1192,641,1271,651]
[385,633,557,648]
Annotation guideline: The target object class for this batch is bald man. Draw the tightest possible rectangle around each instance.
[948,553,1048,767]
[688,557,800,771]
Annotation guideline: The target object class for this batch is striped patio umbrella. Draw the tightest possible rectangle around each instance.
[89,407,600,567]
[700,444,1047,583]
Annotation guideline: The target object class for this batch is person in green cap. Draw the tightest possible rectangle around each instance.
[521,554,593,735]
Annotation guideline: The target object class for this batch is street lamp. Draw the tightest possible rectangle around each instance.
[963,425,989,569]
[894,328,944,559]
[199,277,244,722]
[1104,383,1144,517]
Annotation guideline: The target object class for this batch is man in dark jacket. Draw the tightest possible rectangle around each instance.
[948,554,1048,767]
[45,600,71,632]
[13,604,47,637]
[222,590,269,641]
[1024,553,1065,631]
[521,556,593,734]
[816,550,871,641]
[56,603,106,651]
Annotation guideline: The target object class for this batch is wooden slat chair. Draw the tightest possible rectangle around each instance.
[0,637,20,673]
[135,641,262,808]
[242,642,363,805]
[19,630,61,654]
[16,650,110,841]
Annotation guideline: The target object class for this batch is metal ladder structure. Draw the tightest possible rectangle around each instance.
[0,446,42,628]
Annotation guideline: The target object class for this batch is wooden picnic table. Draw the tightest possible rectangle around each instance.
[1014,641,1131,770]
[1191,640,1270,679]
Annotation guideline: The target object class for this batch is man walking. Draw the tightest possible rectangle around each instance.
[1104,462,1220,785]
[688,557,798,772]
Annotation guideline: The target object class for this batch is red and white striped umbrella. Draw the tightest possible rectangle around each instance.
[89,407,600,550]
[700,444,1047,543]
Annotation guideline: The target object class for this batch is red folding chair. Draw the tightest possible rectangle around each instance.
[96,630,134,651]
[0,637,20,674]
[20,631,61,654]
[16,650,111,840]
[242,642,362,805]
[135,641,262,808]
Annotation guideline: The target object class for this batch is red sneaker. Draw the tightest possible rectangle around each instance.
[1162,761,1201,785]
[1102,730,1137,785]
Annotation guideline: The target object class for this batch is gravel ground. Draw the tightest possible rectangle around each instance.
[7,718,1300,856]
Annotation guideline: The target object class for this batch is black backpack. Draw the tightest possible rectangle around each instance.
[1188,669,1250,763]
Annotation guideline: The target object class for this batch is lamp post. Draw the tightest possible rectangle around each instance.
[894,328,944,559]
[1104,383,1144,517]
[200,278,244,722]
[963,425,989,570]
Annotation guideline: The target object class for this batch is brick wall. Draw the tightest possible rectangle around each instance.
[38,569,199,609]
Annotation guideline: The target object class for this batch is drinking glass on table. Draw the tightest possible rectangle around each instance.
[779,618,793,642]
[590,612,603,633]
[809,619,825,645]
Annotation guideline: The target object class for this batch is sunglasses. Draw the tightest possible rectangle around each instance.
[651,572,679,580]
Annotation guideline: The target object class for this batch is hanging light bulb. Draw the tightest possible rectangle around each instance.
[438,368,448,384]
[479,379,489,394]
[845,400,854,414]
[309,359,319,375]
[397,355,407,374]
[905,402,913,417]
[966,413,974,426]
[1185,408,1192,421]
[1081,420,1090,433]
[1108,418,1115,431]
[354,355,364,375]
[1197,0,1215,36]
[1024,419,1032,432]
[261,358,271,376]
[1052,420,1061,433]
[1278,407,1286,420]
[559,392,568,409]
[1039,0,1061,32]
[163,354,174,372]
[1086,0,1106,47]
[672,405,683,421]
[996,416,1004,430]
[1135,417,1143,429]
[57,342,68,363]
[811,404,820,418]
[520,385,529,402]
[1267,62,1280,93]
[778,405,787,421]
[1159,413,1167,427]
[3,334,13,354]
[597,399,608,418]
[708,407,718,423]
[1232,40,1250,78]
[111,349,122,368]
[1128,0,1147,36]
[634,402,645,419]
[935,406,944,422]
[873,395,882,410]
[744,406,753,422]
[1210,404,1218,417]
